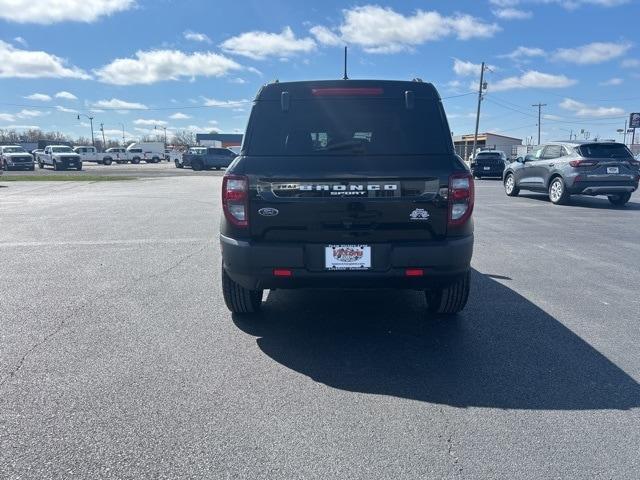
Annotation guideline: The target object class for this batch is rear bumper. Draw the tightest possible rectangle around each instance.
[567,179,638,195]
[472,165,504,177]
[220,234,473,290]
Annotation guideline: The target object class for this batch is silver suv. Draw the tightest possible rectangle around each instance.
[503,141,639,206]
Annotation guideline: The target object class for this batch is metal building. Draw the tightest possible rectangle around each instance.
[453,132,523,161]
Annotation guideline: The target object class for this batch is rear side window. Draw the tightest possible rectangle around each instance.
[246,97,450,156]
[578,144,632,158]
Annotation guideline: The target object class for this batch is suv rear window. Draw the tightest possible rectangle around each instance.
[476,153,502,159]
[578,143,632,158]
[246,98,450,156]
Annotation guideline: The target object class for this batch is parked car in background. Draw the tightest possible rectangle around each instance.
[471,150,508,179]
[105,147,130,164]
[165,149,183,167]
[39,145,82,171]
[181,147,237,171]
[504,141,639,206]
[1,145,35,171]
[125,142,164,164]
[73,146,115,165]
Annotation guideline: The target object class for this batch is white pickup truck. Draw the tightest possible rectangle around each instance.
[105,147,130,164]
[39,145,82,171]
[73,146,115,165]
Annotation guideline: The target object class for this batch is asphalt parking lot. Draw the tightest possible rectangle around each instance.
[1,176,639,479]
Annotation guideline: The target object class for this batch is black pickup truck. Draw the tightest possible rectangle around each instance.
[220,79,474,317]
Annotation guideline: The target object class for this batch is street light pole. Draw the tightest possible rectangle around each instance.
[155,125,167,144]
[119,123,126,146]
[77,114,95,146]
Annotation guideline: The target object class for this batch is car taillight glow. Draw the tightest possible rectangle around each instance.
[311,87,384,96]
[405,268,424,277]
[569,159,598,167]
[273,269,292,277]
[222,174,249,227]
[448,173,474,226]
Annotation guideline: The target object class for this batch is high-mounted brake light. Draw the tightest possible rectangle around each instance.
[222,174,249,227]
[311,88,384,97]
[448,173,474,227]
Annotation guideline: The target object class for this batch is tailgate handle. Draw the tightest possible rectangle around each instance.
[405,90,414,110]
[281,91,290,112]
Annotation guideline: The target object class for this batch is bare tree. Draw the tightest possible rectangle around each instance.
[170,130,196,147]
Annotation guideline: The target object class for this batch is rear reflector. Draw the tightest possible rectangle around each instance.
[311,88,384,97]
[405,268,424,277]
[273,269,292,277]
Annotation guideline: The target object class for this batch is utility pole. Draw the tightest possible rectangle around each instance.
[623,119,627,145]
[77,114,95,146]
[471,62,487,161]
[119,123,126,146]
[100,123,106,149]
[532,103,547,145]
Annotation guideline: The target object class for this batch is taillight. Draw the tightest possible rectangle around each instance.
[569,159,598,167]
[222,174,249,227]
[448,173,474,226]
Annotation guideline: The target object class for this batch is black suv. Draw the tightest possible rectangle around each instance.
[471,150,508,179]
[220,80,474,316]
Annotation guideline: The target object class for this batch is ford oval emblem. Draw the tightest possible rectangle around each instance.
[258,207,279,217]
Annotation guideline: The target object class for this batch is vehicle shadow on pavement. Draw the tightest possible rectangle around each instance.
[518,193,640,210]
[233,270,640,410]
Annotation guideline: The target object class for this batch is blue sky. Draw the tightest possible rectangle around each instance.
[0,0,639,144]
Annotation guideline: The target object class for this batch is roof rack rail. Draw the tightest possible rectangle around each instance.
[412,78,424,83]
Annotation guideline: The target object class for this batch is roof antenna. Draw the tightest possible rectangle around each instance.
[343,46,348,80]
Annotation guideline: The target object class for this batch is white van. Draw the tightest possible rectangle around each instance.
[125,142,165,164]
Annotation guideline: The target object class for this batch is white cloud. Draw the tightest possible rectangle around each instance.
[56,105,79,113]
[95,49,242,85]
[599,77,623,86]
[169,112,191,120]
[543,114,564,121]
[621,58,640,68]
[220,27,316,59]
[133,119,168,126]
[489,70,577,91]
[17,109,46,118]
[0,113,15,122]
[92,98,148,110]
[13,36,27,47]
[0,0,134,24]
[0,40,90,79]
[493,8,532,19]
[453,59,495,76]
[311,6,499,54]
[202,98,250,108]
[184,31,212,44]
[24,93,52,101]
[229,77,246,84]
[552,42,631,64]
[560,98,624,117]
[499,46,546,60]
[310,26,343,46]
[55,91,78,100]
[0,124,39,130]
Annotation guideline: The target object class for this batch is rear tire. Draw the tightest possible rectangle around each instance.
[504,173,519,196]
[175,160,183,169]
[548,177,570,205]
[103,158,112,166]
[425,271,470,316]
[222,267,263,314]
[38,161,44,169]
[131,157,140,164]
[608,193,631,206]
[191,159,203,171]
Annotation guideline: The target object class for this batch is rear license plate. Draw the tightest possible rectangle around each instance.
[484,166,490,170]
[607,167,619,174]
[325,245,371,270]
